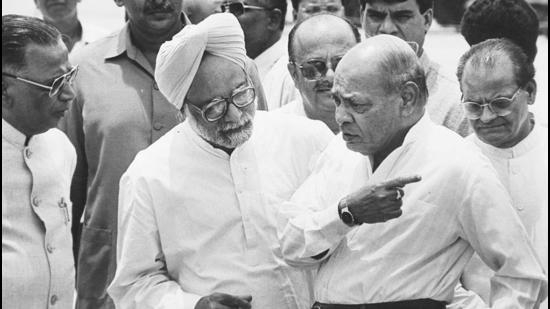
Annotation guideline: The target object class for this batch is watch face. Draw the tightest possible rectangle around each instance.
[341,211,354,225]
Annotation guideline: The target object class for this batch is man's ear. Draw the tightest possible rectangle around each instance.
[114,0,124,8]
[2,77,14,109]
[287,62,299,82]
[422,8,433,34]
[267,8,283,31]
[293,9,298,22]
[524,79,537,105]
[400,81,420,115]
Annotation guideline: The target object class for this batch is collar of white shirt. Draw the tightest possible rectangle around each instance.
[2,118,27,149]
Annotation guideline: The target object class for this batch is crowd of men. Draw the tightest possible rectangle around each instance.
[2,0,548,309]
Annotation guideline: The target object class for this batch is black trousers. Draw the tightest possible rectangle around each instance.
[311,299,446,309]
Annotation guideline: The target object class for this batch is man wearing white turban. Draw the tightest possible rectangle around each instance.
[108,13,334,309]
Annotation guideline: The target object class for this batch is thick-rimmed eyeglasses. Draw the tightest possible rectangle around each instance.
[291,56,343,80]
[187,83,256,122]
[461,87,523,120]
[2,65,79,98]
[221,2,270,16]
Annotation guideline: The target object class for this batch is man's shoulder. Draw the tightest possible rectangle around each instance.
[37,128,77,161]
[70,30,121,65]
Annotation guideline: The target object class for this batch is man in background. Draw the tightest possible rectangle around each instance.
[291,0,344,22]
[2,14,78,308]
[279,13,360,133]
[34,0,107,53]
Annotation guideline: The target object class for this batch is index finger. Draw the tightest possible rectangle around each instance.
[381,175,422,189]
[219,294,252,308]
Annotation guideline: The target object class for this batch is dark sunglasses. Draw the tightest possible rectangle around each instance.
[2,65,79,97]
[291,56,343,80]
[221,2,270,16]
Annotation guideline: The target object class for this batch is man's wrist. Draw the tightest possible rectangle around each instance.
[338,197,357,226]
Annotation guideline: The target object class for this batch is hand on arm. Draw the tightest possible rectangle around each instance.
[195,293,252,309]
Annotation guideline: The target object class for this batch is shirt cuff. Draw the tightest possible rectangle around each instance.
[314,204,353,243]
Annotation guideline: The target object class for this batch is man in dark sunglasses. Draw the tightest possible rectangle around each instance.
[281,14,360,133]
[453,38,548,309]
[2,14,77,309]
[222,0,301,110]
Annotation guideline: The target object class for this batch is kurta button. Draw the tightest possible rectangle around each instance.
[50,294,58,305]
[153,122,164,130]
[153,82,159,90]
[32,196,41,207]
[47,244,54,253]
[25,148,32,158]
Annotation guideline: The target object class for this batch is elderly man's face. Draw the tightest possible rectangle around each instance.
[461,56,534,148]
[295,0,344,22]
[185,57,255,149]
[289,18,357,133]
[118,0,183,34]
[362,0,431,55]
[332,64,403,156]
[2,41,76,136]
[35,0,80,23]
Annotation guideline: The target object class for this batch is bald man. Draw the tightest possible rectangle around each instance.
[107,13,333,309]
[278,14,360,133]
[277,34,547,308]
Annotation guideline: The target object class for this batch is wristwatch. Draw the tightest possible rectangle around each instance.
[338,198,357,227]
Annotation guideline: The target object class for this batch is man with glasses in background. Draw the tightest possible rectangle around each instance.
[360,0,470,136]
[450,38,548,309]
[2,14,78,308]
[108,13,333,309]
[278,13,360,133]
[222,0,301,110]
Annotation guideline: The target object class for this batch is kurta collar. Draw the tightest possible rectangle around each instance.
[2,118,27,149]
[471,122,543,159]
[254,38,286,77]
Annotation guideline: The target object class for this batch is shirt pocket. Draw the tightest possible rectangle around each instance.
[76,225,112,299]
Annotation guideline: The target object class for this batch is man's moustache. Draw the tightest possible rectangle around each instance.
[144,2,174,13]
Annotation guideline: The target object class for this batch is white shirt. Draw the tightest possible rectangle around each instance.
[450,124,549,309]
[254,38,300,110]
[275,98,306,117]
[108,112,333,309]
[71,22,109,55]
[278,114,547,306]
[2,119,76,309]
[420,52,471,137]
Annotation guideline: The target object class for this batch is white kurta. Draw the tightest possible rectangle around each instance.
[254,38,300,111]
[278,114,547,307]
[108,112,333,309]
[451,124,549,309]
[2,119,76,309]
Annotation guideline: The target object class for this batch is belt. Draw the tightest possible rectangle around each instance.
[311,299,446,309]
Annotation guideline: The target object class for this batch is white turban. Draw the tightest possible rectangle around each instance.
[155,13,247,109]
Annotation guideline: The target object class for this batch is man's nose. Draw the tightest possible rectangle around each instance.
[225,102,244,122]
[58,82,77,103]
[325,66,335,83]
[479,105,498,123]
[335,102,352,126]
[378,16,398,35]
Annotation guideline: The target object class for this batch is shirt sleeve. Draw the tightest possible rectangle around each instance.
[457,165,548,308]
[277,144,353,267]
[107,168,202,309]
[448,283,490,309]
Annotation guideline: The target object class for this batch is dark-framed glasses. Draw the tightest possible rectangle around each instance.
[2,65,79,98]
[291,56,343,80]
[221,2,269,16]
[187,81,256,122]
[461,87,522,120]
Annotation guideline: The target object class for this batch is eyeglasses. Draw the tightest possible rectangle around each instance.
[221,2,269,16]
[461,87,522,120]
[2,65,79,98]
[187,82,256,122]
[291,56,343,80]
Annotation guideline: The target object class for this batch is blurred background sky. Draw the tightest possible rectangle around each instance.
[2,0,547,125]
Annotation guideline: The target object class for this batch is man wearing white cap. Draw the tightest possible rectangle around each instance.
[107,13,333,309]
